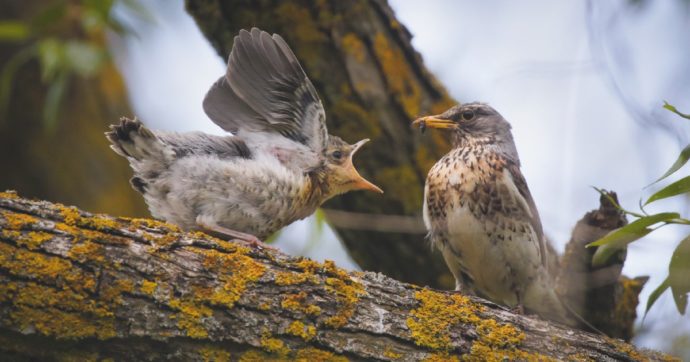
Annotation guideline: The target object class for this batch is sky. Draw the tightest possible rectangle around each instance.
[110,0,690,354]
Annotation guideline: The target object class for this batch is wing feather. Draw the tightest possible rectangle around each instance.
[505,163,547,267]
[203,28,327,154]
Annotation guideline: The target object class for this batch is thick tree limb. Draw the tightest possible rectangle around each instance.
[0,192,674,361]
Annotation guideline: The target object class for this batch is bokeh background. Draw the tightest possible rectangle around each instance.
[1,0,689,357]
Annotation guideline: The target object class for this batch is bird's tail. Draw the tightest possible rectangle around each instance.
[105,117,173,194]
[106,117,167,161]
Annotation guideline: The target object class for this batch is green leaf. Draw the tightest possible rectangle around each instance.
[645,175,690,205]
[591,229,653,266]
[647,144,690,186]
[664,100,690,120]
[669,235,690,314]
[644,277,669,320]
[0,21,30,41]
[589,212,679,267]
[587,212,679,248]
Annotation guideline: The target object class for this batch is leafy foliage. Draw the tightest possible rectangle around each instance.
[589,102,690,316]
[0,0,148,129]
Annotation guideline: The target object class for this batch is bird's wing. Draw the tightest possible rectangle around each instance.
[505,162,547,268]
[203,28,328,155]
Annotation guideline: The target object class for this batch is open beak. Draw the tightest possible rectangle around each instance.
[412,116,457,133]
[346,139,384,194]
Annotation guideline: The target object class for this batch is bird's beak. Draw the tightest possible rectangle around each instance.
[412,116,457,133]
[346,139,384,194]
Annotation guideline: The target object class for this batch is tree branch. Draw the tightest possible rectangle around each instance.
[0,192,673,360]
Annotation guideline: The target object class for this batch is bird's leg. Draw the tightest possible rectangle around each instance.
[196,217,274,250]
[510,293,526,315]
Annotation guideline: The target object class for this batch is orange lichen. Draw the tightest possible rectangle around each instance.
[286,320,316,341]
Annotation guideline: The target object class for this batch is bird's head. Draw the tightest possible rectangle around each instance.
[320,136,383,197]
[412,103,513,146]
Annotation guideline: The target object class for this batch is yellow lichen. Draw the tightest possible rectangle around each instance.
[260,333,290,356]
[407,289,483,350]
[0,190,19,199]
[198,345,231,362]
[372,32,421,119]
[68,240,105,263]
[281,291,321,316]
[286,320,316,341]
[2,211,38,230]
[125,217,181,232]
[423,353,461,362]
[139,280,157,295]
[294,347,349,362]
[169,297,212,339]
[80,214,120,231]
[16,231,53,250]
[275,270,317,286]
[341,33,366,62]
[202,248,266,308]
[323,275,365,328]
[383,347,403,360]
[59,206,81,226]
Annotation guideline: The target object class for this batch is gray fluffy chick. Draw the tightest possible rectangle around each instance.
[106,28,382,245]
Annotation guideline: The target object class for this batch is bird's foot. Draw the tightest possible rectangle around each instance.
[196,220,275,250]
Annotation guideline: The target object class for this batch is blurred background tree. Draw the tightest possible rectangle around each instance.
[0,0,148,216]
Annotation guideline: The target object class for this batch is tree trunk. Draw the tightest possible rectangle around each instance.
[0,192,674,361]
[185,0,457,289]
[0,0,149,218]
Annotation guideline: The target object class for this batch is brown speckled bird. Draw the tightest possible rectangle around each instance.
[413,103,571,323]
[106,28,382,246]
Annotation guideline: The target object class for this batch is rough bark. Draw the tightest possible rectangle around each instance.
[185,0,457,289]
[557,191,647,341]
[0,192,676,361]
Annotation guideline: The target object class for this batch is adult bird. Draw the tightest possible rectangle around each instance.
[413,103,571,324]
[106,28,382,246]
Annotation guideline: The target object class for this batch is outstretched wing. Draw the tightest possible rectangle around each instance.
[203,28,328,154]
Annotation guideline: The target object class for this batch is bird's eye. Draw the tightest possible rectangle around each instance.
[332,150,343,159]
[462,110,475,121]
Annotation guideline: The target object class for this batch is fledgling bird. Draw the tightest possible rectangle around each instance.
[106,28,382,245]
[413,103,572,324]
